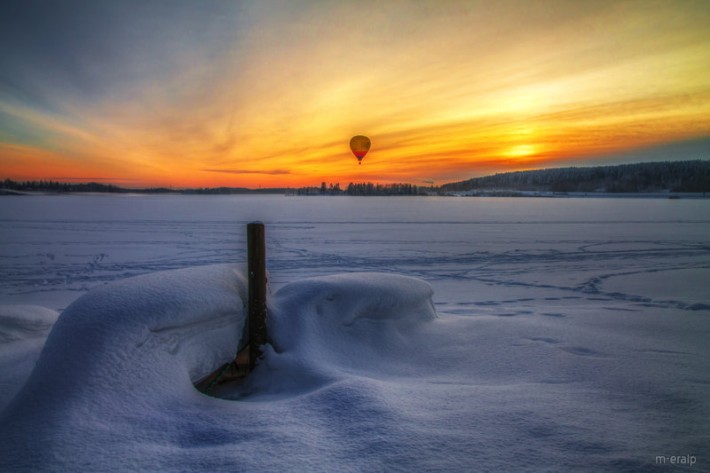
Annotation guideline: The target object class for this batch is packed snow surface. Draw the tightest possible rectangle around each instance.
[0,305,58,408]
[0,195,709,472]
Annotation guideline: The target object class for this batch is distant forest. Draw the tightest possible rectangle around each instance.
[0,178,426,196]
[2,160,709,196]
[1,179,132,194]
[295,182,426,196]
[0,179,283,195]
[441,160,710,193]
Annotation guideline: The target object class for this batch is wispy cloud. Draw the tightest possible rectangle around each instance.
[202,168,292,176]
[48,177,136,182]
[2,0,709,186]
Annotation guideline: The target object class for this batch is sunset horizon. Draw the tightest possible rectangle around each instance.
[3,135,709,190]
[2,1,709,188]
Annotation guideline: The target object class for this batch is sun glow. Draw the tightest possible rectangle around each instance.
[505,144,538,158]
[1,1,709,187]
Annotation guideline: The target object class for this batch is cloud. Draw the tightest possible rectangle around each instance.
[3,1,709,187]
[48,177,136,182]
[202,168,292,176]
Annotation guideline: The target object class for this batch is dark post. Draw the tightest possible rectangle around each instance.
[247,222,267,370]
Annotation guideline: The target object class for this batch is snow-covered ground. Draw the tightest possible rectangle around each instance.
[0,195,708,472]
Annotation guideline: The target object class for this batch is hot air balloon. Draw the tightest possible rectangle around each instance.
[349,135,371,165]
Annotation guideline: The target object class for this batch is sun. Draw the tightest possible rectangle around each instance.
[505,144,537,158]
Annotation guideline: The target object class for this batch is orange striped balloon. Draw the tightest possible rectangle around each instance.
[349,135,371,165]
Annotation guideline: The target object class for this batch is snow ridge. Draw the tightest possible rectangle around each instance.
[0,266,439,472]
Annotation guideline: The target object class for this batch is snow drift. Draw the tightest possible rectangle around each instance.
[0,265,248,471]
[1,257,708,471]
[0,265,438,472]
[0,305,59,408]
[226,272,436,400]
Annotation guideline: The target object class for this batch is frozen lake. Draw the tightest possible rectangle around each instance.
[1,195,709,472]
[2,194,709,312]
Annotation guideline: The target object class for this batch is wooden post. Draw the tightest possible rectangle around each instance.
[193,222,267,392]
[247,222,267,370]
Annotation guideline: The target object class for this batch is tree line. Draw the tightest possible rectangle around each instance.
[441,160,710,193]
[4,160,709,196]
[1,179,130,193]
[295,182,427,196]
[0,178,426,196]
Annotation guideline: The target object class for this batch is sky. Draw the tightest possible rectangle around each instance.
[1,0,709,188]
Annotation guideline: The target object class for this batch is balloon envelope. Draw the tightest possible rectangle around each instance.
[349,135,371,164]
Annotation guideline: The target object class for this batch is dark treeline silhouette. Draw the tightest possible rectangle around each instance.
[1,179,129,193]
[183,187,287,195]
[346,182,425,196]
[441,160,710,193]
[295,182,426,196]
[0,179,285,195]
[4,160,709,196]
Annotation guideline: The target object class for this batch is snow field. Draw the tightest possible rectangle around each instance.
[0,195,708,472]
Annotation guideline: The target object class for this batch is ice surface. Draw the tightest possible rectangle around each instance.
[0,195,709,472]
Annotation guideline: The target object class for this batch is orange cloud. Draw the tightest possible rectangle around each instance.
[2,1,709,187]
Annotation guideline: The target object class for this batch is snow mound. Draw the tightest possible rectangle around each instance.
[0,304,58,343]
[33,263,246,390]
[228,272,437,400]
[0,267,437,472]
[0,305,59,409]
[0,264,247,472]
